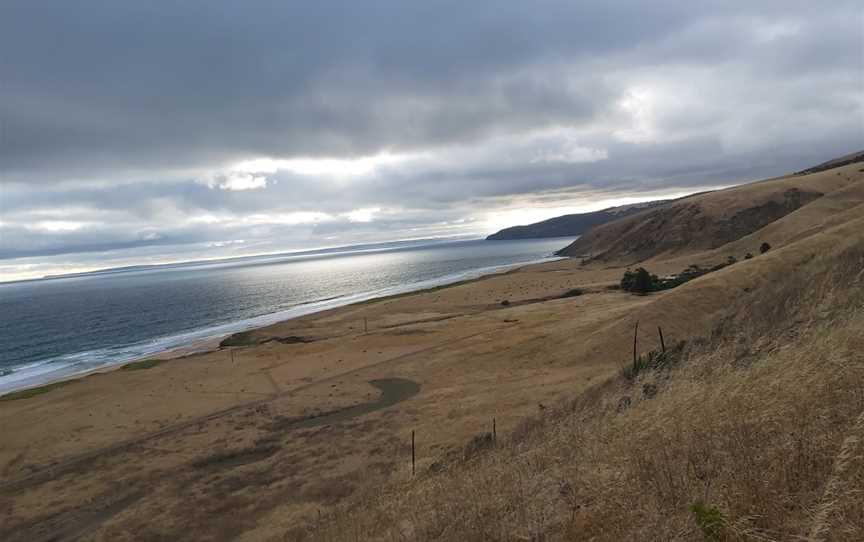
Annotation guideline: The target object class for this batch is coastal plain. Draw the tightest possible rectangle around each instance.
[0,255,697,541]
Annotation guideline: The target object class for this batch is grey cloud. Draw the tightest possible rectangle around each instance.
[3,0,858,178]
[0,0,862,273]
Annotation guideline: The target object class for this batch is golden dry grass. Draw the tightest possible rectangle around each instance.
[297,234,864,541]
[560,164,862,262]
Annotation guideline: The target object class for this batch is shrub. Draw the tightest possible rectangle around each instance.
[620,269,637,291]
[623,354,651,381]
[621,259,746,295]
[463,432,495,460]
[690,502,726,541]
[561,288,584,298]
[760,242,771,254]
[621,268,656,294]
[622,346,682,381]
[634,268,654,294]
[744,252,753,260]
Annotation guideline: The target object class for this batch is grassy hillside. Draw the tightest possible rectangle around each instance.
[292,158,864,541]
[557,160,862,263]
[298,215,864,542]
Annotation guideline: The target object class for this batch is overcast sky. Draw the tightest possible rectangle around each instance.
[1,1,862,281]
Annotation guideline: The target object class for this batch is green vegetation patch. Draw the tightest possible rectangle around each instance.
[219,330,259,347]
[620,247,767,295]
[623,341,687,381]
[0,379,77,401]
[560,288,585,298]
[690,502,726,540]
[620,263,725,294]
[120,358,163,371]
[269,335,312,345]
[222,331,312,348]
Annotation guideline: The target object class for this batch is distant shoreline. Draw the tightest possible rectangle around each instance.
[0,236,487,285]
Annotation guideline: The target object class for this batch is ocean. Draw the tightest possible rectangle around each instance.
[0,237,571,394]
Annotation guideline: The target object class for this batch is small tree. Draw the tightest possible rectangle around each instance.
[760,242,771,254]
[620,269,636,291]
[632,267,654,294]
[745,252,754,260]
[621,267,657,294]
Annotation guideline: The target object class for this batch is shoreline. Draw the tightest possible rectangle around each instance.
[0,255,566,398]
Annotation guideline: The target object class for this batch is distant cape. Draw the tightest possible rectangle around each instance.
[486,200,668,241]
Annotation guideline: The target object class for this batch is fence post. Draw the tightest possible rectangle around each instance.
[633,321,639,366]
[364,317,368,334]
[411,430,415,476]
[493,417,497,445]
[657,326,666,353]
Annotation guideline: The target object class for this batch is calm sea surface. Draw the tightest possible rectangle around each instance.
[0,237,571,394]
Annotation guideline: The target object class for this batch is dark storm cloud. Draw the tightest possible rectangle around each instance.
[2,0,855,177]
[1,0,862,275]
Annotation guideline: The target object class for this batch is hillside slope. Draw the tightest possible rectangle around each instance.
[486,200,667,240]
[307,220,864,541]
[795,149,864,175]
[298,155,864,541]
[557,160,862,262]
